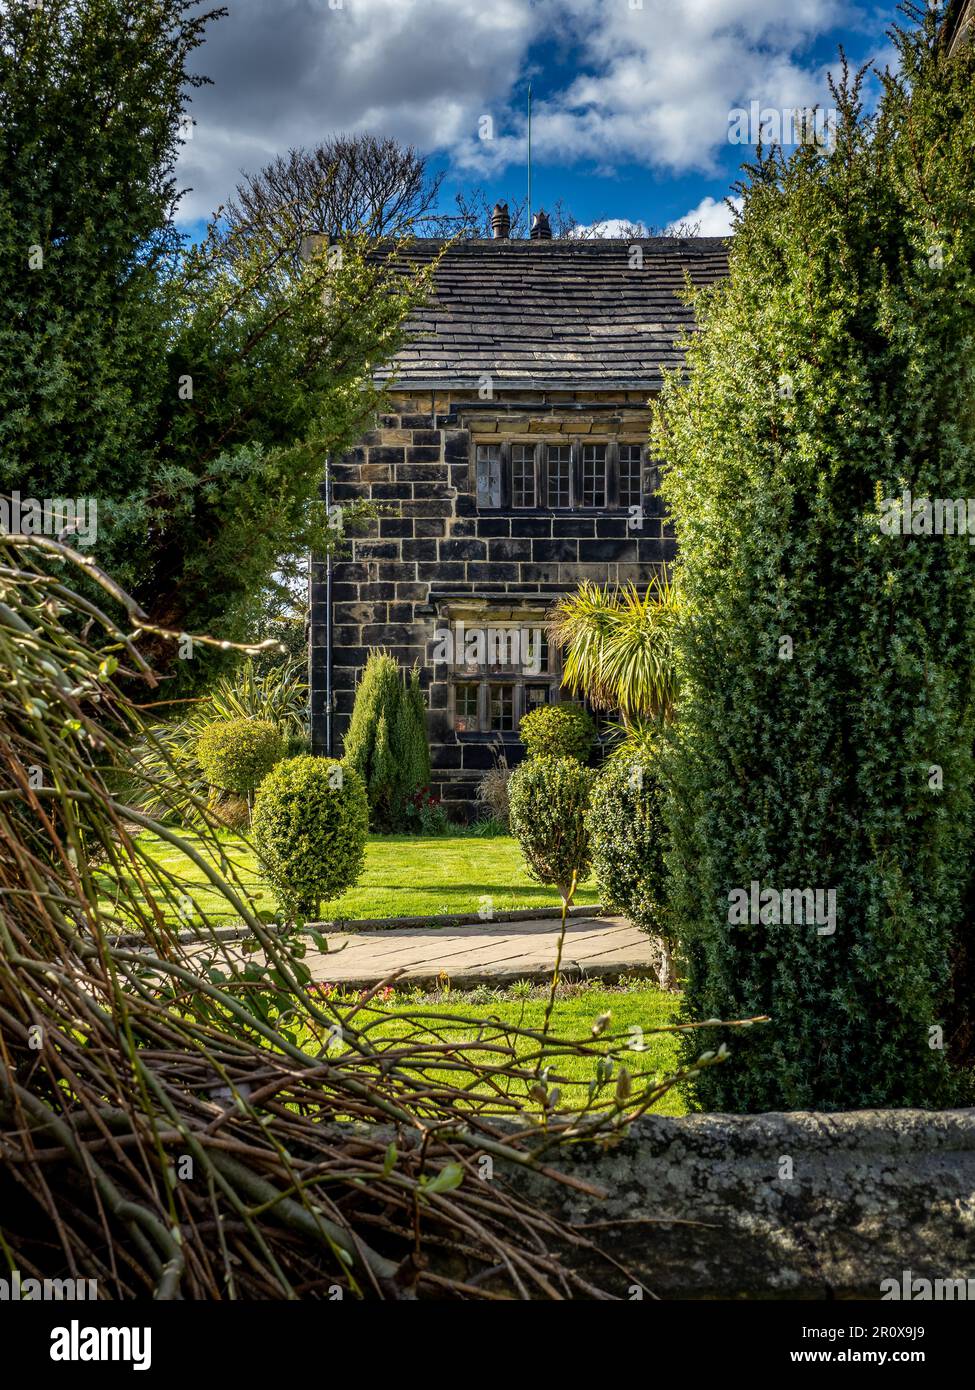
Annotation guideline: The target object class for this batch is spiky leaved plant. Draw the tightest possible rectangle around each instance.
[549,578,679,733]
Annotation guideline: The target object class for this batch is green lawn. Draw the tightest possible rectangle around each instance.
[317,986,687,1116]
[135,831,600,925]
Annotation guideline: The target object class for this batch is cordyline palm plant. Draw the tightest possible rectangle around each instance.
[549,575,680,734]
[0,537,745,1300]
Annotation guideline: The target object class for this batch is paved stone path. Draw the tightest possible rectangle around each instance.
[303,914,653,991]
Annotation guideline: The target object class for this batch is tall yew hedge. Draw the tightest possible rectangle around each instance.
[654,11,975,1111]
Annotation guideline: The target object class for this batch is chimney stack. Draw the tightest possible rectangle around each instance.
[299,232,328,262]
[491,201,510,239]
[530,209,552,241]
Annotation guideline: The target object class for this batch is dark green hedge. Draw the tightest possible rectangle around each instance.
[654,17,975,1111]
[589,756,667,937]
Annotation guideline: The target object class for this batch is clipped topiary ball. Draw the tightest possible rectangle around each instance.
[251,755,368,918]
[508,754,594,901]
[519,703,597,762]
[196,719,285,799]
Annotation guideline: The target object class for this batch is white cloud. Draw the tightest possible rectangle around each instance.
[451,0,850,178]
[175,0,862,223]
[176,0,540,222]
[668,194,743,237]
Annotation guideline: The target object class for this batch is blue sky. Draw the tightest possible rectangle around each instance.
[177,0,908,239]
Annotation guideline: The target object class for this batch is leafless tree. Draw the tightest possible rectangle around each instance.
[224,134,444,266]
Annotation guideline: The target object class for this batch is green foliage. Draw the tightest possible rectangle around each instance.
[134,661,308,824]
[397,666,432,794]
[342,652,431,830]
[343,653,399,822]
[550,579,679,727]
[508,755,594,901]
[0,1,431,691]
[125,223,426,689]
[519,703,597,762]
[401,787,451,836]
[369,712,396,824]
[196,720,285,799]
[0,0,207,502]
[652,15,975,1110]
[462,816,510,839]
[588,755,667,938]
[251,756,368,917]
[246,586,308,676]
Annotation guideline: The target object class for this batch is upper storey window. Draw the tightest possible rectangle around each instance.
[474,439,645,512]
[511,443,537,508]
[580,444,607,508]
[475,442,502,508]
[546,445,572,507]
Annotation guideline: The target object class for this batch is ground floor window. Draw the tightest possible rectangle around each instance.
[524,683,550,715]
[454,681,480,732]
[445,612,563,734]
[450,677,561,734]
[489,683,515,732]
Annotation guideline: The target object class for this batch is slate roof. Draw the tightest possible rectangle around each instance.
[378,236,729,392]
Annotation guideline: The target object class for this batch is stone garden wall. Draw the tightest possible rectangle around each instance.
[435,1108,975,1298]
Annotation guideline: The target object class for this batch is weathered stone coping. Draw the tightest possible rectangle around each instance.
[496,1107,975,1299]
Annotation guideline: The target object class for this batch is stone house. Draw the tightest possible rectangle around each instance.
[943,0,974,55]
[309,213,727,818]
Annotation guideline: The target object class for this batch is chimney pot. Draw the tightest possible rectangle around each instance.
[530,209,552,241]
[491,201,511,239]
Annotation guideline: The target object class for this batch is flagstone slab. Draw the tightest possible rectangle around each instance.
[303,914,655,990]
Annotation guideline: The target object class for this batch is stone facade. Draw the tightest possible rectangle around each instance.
[310,388,673,819]
[944,0,974,55]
